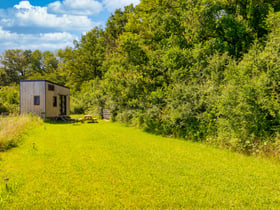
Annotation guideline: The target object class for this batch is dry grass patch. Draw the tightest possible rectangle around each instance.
[0,115,42,151]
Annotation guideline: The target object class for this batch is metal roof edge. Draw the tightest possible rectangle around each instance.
[20,80,70,89]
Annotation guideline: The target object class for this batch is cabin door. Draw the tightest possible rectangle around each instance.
[59,95,67,115]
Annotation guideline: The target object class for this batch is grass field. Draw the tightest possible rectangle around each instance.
[0,120,280,209]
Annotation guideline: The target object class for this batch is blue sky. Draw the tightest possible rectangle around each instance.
[0,0,140,53]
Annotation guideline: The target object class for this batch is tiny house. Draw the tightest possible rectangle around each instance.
[20,80,70,118]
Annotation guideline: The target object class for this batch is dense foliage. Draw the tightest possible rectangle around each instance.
[1,0,280,154]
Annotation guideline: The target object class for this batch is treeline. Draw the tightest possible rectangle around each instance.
[1,0,280,154]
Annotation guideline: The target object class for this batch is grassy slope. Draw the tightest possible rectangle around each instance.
[0,121,280,209]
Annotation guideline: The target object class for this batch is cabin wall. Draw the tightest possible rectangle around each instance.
[20,81,46,118]
[45,82,70,118]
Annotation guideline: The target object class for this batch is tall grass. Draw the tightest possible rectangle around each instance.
[0,115,42,151]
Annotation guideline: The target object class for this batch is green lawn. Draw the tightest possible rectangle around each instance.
[0,121,280,209]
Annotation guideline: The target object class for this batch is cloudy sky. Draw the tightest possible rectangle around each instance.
[0,0,140,54]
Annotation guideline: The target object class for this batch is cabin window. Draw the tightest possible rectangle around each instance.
[34,96,40,105]
[53,96,57,107]
[48,84,55,91]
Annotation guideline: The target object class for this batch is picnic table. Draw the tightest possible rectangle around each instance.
[80,115,97,123]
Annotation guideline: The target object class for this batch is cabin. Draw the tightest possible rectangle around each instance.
[20,80,70,118]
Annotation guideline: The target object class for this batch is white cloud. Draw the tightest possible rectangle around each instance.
[8,1,99,32]
[0,27,17,40]
[14,1,33,10]
[102,0,140,12]
[0,27,77,52]
[48,0,103,16]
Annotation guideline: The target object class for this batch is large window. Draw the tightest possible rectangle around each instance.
[34,96,40,105]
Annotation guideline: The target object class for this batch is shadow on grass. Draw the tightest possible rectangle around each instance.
[0,141,18,152]
[43,119,98,125]
[143,127,165,136]
[43,118,80,125]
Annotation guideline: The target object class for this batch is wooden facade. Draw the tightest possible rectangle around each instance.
[20,80,70,118]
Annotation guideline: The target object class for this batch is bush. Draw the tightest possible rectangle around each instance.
[0,85,19,114]
[70,96,85,114]
[0,103,8,113]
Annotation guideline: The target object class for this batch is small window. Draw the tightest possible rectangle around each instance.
[53,96,57,107]
[48,84,55,91]
[34,96,40,105]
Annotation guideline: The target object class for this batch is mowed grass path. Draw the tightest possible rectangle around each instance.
[1,121,280,209]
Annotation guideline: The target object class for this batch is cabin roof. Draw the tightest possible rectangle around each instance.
[20,80,70,89]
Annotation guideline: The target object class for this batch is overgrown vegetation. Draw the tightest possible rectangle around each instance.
[1,122,280,208]
[0,86,19,114]
[0,115,42,151]
[1,0,280,155]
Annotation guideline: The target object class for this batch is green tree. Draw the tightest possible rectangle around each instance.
[30,49,43,74]
[64,28,106,90]
[1,49,31,84]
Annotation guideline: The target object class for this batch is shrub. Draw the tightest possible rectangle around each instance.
[0,85,20,114]
[70,96,85,114]
[0,103,8,113]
